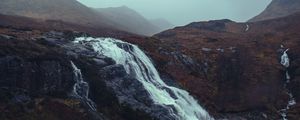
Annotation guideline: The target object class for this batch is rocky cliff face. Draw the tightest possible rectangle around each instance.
[0,22,214,119]
[0,27,180,120]
[249,0,300,22]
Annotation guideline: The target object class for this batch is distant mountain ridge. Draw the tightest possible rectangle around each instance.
[95,6,160,36]
[249,0,300,22]
[0,0,117,28]
[0,0,166,36]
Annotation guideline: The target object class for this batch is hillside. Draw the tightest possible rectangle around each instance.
[0,13,135,39]
[0,0,160,36]
[153,13,300,119]
[249,0,300,22]
[0,0,119,28]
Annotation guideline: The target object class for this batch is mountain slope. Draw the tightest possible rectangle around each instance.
[0,0,119,28]
[0,0,159,36]
[0,13,135,39]
[150,18,174,32]
[249,0,300,22]
[95,6,160,36]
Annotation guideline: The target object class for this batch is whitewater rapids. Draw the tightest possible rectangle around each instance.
[74,37,213,120]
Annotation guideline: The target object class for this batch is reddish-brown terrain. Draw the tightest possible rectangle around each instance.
[149,13,300,119]
[0,1,300,119]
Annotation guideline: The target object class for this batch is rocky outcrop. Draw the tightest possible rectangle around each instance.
[0,56,75,97]
[0,30,108,120]
[0,29,94,120]
[0,26,200,120]
[99,64,173,120]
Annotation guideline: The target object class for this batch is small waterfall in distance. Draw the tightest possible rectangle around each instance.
[74,37,213,120]
[279,49,296,120]
[71,61,97,111]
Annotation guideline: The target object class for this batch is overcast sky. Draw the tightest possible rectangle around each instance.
[77,0,272,26]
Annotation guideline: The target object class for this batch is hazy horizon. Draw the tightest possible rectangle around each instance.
[77,0,272,26]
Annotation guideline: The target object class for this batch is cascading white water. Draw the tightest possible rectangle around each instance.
[245,24,250,32]
[74,37,213,120]
[279,49,296,120]
[71,61,97,111]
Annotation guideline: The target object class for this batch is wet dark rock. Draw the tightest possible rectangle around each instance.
[287,104,300,119]
[100,64,127,79]
[11,94,31,104]
[92,58,109,68]
[290,55,300,103]
[0,28,171,120]
[0,56,75,97]
[294,68,300,76]
[100,64,174,120]
[0,33,108,120]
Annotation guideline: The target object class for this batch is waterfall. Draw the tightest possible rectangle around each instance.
[71,61,97,111]
[279,49,296,120]
[74,37,213,120]
[245,24,250,32]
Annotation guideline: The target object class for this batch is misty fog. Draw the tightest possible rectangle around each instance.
[77,0,272,26]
